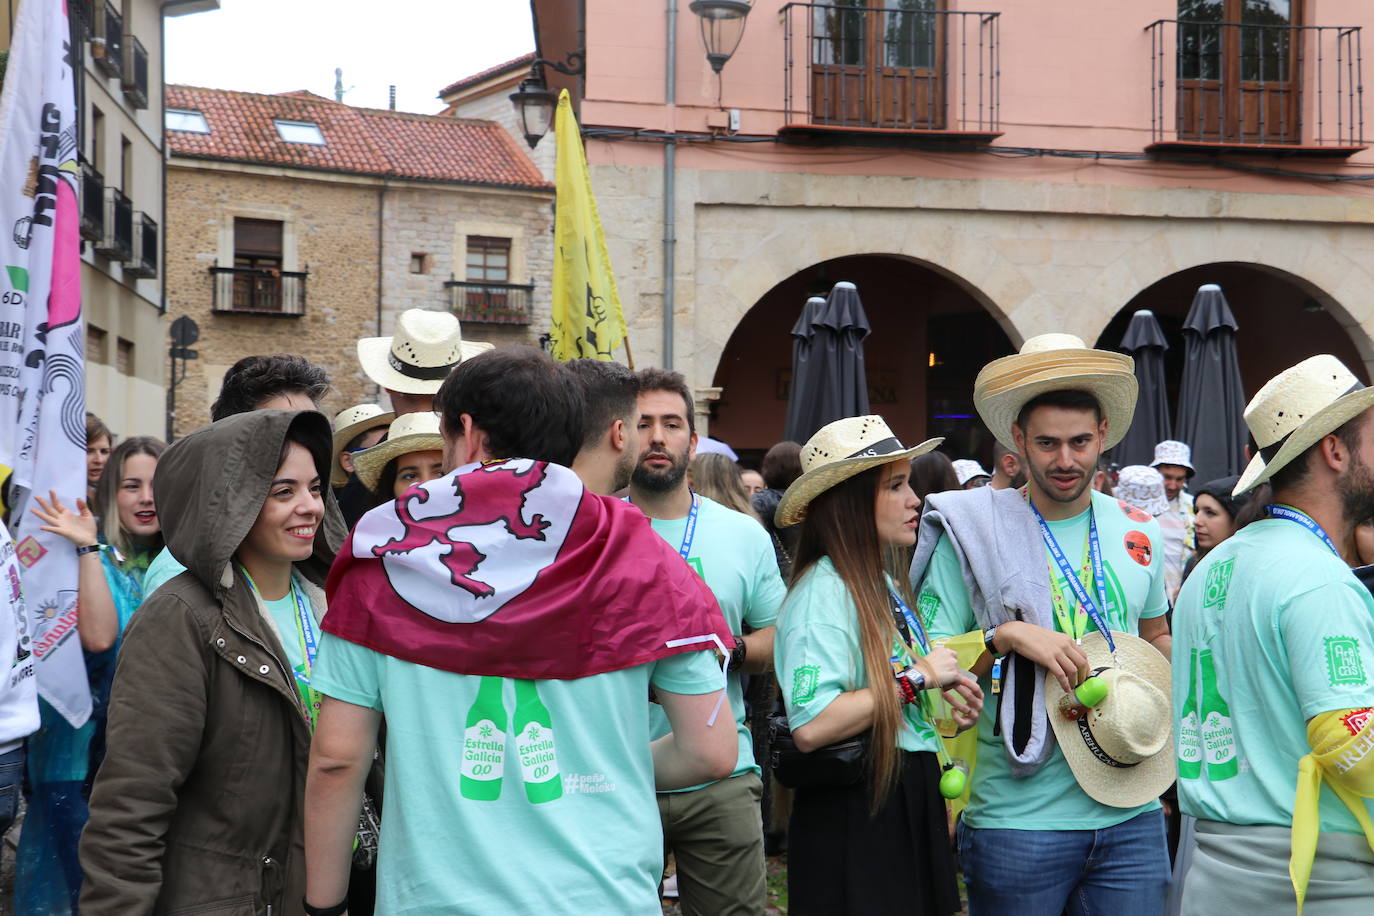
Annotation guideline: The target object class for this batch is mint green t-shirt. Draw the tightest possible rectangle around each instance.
[919,490,1169,829]
[775,557,942,754]
[262,591,305,679]
[141,545,184,598]
[1173,517,1374,835]
[312,633,722,915]
[644,496,786,789]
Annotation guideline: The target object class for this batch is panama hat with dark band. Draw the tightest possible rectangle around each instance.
[330,404,395,487]
[775,415,942,528]
[1234,354,1374,495]
[352,412,444,493]
[357,308,493,396]
[974,333,1138,450]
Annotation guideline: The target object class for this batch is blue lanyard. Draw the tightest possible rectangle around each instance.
[679,494,700,560]
[292,581,318,684]
[1028,500,1117,653]
[889,588,929,654]
[1265,504,1340,556]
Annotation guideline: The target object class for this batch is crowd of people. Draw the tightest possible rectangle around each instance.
[0,311,1370,915]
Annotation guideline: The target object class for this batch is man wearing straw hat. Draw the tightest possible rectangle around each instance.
[1172,355,1374,914]
[911,334,1175,914]
[357,308,492,415]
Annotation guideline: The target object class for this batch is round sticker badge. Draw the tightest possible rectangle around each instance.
[1124,530,1153,566]
[1118,500,1152,524]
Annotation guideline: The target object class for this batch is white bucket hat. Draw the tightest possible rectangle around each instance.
[775,415,941,527]
[352,412,444,493]
[1234,354,1374,495]
[357,309,493,395]
[1150,440,1195,475]
[952,459,991,487]
[974,333,1137,450]
[1114,465,1168,517]
[1045,630,1175,808]
[330,404,395,487]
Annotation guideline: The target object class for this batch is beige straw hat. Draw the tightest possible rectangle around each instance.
[352,412,445,493]
[1233,354,1374,495]
[774,416,942,527]
[1044,630,1175,808]
[974,333,1137,450]
[357,309,493,395]
[330,404,394,487]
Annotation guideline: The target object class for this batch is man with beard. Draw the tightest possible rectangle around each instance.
[567,359,640,495]
[911,334,1173,915]
[1172,355,1374,913]
[628,367,785,916]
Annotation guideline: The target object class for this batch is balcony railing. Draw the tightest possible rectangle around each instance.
[80,157,104,243]
[94,187,132,262]
[92,2,123,80]
[124,212,157,279]
[444,279,534,325]
[74,0,96,39]
[781,3,1000,140]
[211,266,308,317]
[1147,19,1364,150]
[122,34,148,109]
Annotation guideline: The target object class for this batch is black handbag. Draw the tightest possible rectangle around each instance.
[767,715,869,789]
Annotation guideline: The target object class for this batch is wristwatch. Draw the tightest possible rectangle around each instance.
[983,625,1001,656]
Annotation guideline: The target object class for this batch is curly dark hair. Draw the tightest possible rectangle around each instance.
[436,347,584,466]
[634,367,695,435]
[211,355,331,421]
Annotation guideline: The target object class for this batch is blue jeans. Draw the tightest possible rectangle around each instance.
[958,810,1170,916]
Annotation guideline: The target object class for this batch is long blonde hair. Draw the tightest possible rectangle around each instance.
[92,436,166,561]
[789,465,909,809]
[689,453,758,519]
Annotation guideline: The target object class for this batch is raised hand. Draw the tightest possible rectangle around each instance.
[31,489,98,549]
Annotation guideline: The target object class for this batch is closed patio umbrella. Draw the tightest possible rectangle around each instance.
[1175,284,1248,484]
[1113,309,1171,467]
[783,282,872,444]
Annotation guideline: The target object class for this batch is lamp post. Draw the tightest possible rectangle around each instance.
[689,0,752,73]
[508,72,558,149]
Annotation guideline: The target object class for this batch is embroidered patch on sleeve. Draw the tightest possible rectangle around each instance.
[791,665,821,705]
[1202,558,1234,612]
[1325,636,1368,687]
[918,593,941,627]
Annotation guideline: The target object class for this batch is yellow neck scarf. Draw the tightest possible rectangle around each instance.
[1292,707,1374,913]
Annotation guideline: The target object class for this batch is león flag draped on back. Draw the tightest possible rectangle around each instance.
[549,90,627,362]
[324,459,731,680]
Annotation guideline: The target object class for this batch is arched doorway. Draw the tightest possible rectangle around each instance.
[709,254,1014,465]
[1094,262,1370,417]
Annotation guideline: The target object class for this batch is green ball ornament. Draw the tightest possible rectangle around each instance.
[939,763,968,799]
[1074,675,1110,708]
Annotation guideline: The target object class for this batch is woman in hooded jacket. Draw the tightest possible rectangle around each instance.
[78,409,346,916]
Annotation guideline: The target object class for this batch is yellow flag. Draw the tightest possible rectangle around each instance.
[549,90,627,362]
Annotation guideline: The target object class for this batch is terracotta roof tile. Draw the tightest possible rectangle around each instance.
[438,53,536,99]
[166,85,550,190]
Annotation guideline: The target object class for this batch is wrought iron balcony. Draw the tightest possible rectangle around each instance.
[79,157,104,243]
[211,266,308,317]
[122,34,148,109]
[94,187,132,262]
[124,212,157,279]
[92,1,123,80]
[74,0,96,39]
[1147,19,1365,152]
[444,279,534,325]
[780,3,1001,143]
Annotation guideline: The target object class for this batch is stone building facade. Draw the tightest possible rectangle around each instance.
[163,85,552,437]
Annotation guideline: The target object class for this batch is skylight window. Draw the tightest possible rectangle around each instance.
[165,109,209,133]
[273,119,326,145]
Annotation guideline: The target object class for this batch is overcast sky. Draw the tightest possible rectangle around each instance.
[165,1,536,114]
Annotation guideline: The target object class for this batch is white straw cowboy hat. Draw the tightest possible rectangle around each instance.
[1150,440,1196,476]
[352,412,444,493]
[1044,631,1175,808]
[357,309,493,395]
[775,416,942,527]
[1234,354,1374,495]
[974,333,1137,450]
[330,404,394,487]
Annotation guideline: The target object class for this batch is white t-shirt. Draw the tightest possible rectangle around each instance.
[0,521,40,752]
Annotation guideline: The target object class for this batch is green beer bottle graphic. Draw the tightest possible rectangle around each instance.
[1177,649,1203,779]
[513,678,563,804]
[1199,649,1240,781]
[460,676,507,801]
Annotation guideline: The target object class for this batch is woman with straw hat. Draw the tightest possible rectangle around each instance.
[773,415,982,916]
[352,413,445,504]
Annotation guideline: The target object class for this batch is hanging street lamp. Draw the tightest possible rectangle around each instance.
[509,71,558,149]
[689,0,752,73]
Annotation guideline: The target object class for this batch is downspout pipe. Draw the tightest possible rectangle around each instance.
[663,0,677,369]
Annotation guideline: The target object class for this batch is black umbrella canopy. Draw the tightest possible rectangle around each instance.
[1113,309,1171,467]
[783,282,872,445]
[1175,284,1248,484]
